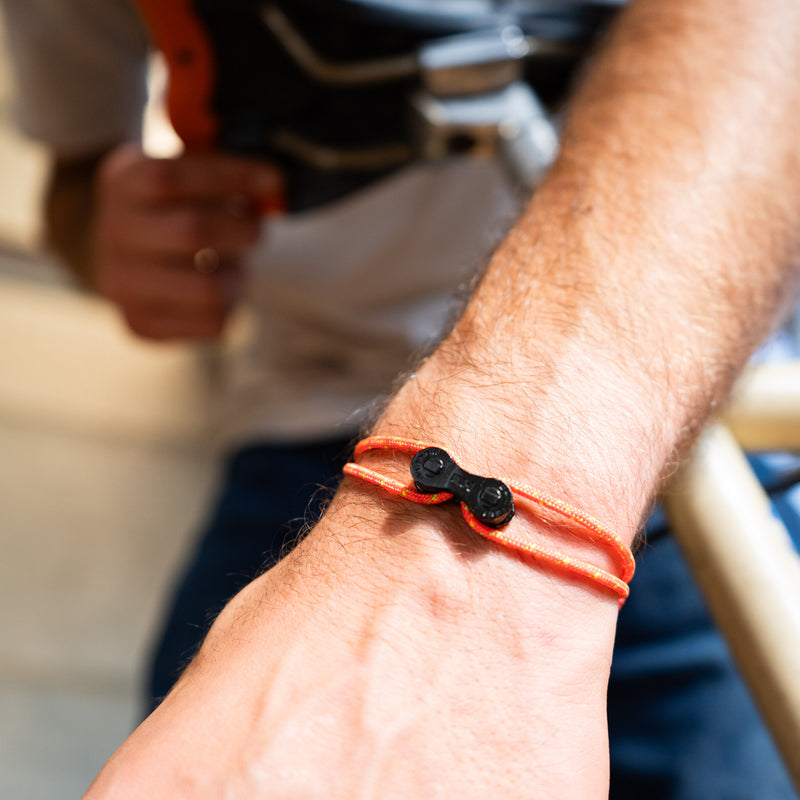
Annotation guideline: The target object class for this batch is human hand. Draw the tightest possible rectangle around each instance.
[91,143,281,341]
[83,484,619,799]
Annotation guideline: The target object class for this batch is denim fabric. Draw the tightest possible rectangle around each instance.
[146,439,354,709]
[147,443,798,799]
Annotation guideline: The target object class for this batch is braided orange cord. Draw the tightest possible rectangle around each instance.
[351,437,633,580]
[505,481,635,583]
[344,436,634,606]
[353,436,430,459]
[461,506,630,602]
[342,463,452,505]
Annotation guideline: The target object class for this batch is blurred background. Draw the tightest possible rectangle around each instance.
[0,16,223,799]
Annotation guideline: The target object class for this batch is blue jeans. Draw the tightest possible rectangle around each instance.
[146,441,798,799]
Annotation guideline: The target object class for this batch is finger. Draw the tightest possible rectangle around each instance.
[98,258,243,314]
[122,305,231,342]
[106,203,263,260]
[103,147,281,207]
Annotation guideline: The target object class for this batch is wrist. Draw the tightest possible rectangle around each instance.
[371,335,656,545]
[305,478,621,667]
[138,488,614,800]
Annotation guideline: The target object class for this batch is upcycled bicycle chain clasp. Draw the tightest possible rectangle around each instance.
[410,447,514,527]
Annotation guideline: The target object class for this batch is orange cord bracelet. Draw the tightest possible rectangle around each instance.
[343,436,635,606]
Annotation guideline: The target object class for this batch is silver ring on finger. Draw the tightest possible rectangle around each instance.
[193,247,221,275]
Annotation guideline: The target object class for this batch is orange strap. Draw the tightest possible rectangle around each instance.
[344,436,634,606]
[132,0,218,150]
[130,1,286,216]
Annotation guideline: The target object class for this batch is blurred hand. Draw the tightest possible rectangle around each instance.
[91,143,281,341]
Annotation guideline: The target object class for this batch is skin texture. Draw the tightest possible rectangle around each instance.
[61,0,800,795]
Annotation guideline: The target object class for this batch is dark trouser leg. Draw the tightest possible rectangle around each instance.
[608,454,800,799]
[144,438,352,713]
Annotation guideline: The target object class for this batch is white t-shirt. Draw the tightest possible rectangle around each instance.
[2,0,149,156]
[229,158,518,444]
[1,0,524,444]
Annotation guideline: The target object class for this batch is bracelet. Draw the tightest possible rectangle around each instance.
[343,436,635,606]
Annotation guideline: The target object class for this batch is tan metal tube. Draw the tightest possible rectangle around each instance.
[663,423,800,789]
[724,363,800,450]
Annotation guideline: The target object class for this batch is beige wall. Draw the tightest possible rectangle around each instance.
[0,18,221,798]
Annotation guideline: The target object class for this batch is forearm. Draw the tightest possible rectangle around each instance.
[294,0,800,663]
[84,3,800,795]
[366,0,800,545]
[202,0,800,760]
